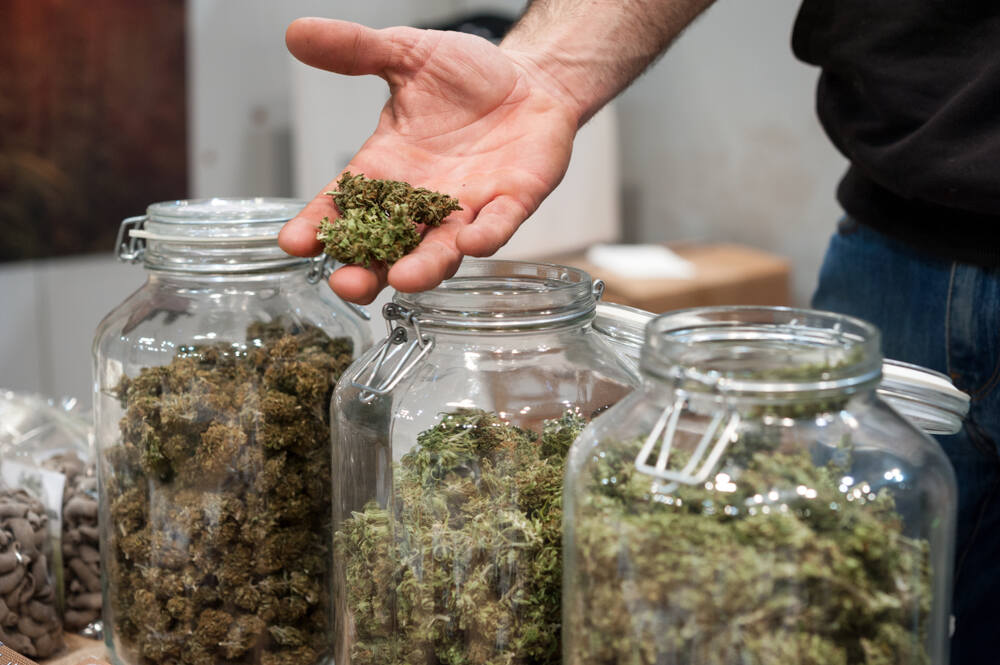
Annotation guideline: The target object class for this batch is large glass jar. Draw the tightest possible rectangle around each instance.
[331,259,638,665]
[93,199,371,665]
[564,306,958,665]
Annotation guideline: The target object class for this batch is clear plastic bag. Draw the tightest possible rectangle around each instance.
[0,390,99,647]
[42,453,100,637]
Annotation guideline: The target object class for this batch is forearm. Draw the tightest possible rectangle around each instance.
[501,0,716,126]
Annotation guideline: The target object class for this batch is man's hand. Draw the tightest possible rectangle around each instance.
[278,18,580,304]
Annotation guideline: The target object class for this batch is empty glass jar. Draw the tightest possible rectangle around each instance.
[330,259,638,665]
[93,198,371,665]
[564,306,958,665]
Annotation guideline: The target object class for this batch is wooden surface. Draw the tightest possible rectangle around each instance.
[44,634,108,665]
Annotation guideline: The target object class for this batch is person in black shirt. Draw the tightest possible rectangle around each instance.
[794,6,1000,661]
[278,4,999,660]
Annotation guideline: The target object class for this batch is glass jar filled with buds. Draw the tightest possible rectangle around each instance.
[93,198,371,665]
[330,259,638,665]
[564,306,958,665]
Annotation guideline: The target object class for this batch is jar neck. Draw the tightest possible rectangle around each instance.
[142,240,309,274]
[640,307,883,402]
[145,264,310,287]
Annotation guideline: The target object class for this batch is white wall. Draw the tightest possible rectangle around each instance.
[616,0,847,304]
[187,0,520,198]
[0,257,144,407]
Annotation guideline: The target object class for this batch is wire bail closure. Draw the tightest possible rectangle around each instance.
[634,370,742,488]
[592,278,606,301]
[351,303,435,403]
[306,254,335,284]
[116,216,148,263]
[306,255,372,321]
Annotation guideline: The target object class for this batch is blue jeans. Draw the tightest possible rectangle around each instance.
[812,218,1000,664]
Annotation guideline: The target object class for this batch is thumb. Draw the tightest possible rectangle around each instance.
[285,17,413,79]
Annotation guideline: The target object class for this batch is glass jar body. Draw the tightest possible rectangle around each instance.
[330,261,638,665]
[94,266,370,665]
[563,307,958,665]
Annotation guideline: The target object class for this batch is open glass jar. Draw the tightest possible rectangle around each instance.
[564,306,957,665]
[593,303,971,436]
[93,198,371,665]
[330,259,638,665]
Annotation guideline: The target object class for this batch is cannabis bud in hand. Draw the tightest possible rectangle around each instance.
[316,172,462,267]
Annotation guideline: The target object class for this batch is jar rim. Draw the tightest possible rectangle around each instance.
[392,259,597,330]
[641,306,883,396]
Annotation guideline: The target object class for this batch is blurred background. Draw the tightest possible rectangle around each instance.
[0,0,845,406]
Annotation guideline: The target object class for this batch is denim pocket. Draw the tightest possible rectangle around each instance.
[945,264,1000,402]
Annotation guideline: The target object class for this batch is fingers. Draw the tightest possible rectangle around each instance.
[455,195,530,257]
[286,18,414,78]
[277,192,339,257]
[322,190,531,298]
[301,192,523,301]
[277,217,323,257]
[329,264,387,305]
[387,225,465,293]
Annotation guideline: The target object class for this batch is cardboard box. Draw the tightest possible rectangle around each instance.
[547,243,791,314]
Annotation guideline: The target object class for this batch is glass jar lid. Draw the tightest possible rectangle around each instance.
[593,302,650,353]
[116,197,310,272]
[143,197,304,237]
[880,359,971,435]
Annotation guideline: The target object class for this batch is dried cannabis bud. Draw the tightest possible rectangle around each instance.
[336,409,587,665]
[566,427,933,665]
[317,172,462,267]
[106,321,354,665]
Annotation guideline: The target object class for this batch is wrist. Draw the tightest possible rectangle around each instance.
[498,41,611,128]
[500,25,632,127]
[500,0,716,126]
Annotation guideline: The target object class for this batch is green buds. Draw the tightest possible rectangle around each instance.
[317,172,462,267]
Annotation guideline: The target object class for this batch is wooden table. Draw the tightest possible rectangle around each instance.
[44,635,108,665]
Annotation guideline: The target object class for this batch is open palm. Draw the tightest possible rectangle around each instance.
[278,18,580,303]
